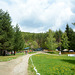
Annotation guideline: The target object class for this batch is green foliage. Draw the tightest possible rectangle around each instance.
[22,32,47,48]
[31,41,39,49]
[70,32,75,50]
[25,40,39,49]
[0,9,25,56]
[65,24,75,50]
[54,29,63,43]
[45,29,57,50]
[14,24,24,51]
[0,9,14,51]
[65,24,69,38]
[61,32,69,49]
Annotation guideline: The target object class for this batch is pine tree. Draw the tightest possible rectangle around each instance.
[65,24,69,38]
[71,32,75,51]
[14,24,24,55]
[65,24,74,49]
[0,9,14,55]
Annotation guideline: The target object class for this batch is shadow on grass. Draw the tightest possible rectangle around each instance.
[47,52,55,54]
[61,59,75,65]
[62,59,75,72]
[46,51,59,54]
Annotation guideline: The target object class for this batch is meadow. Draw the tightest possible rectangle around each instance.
[28,54,75,75]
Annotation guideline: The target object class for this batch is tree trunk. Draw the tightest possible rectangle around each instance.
[0,50,1,56]
[14,50,15,55]
[3,50,6,56]
[1,50,2,56]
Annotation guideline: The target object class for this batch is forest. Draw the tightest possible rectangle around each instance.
[0,9,75,56]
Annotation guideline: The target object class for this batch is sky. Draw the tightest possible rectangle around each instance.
[0,0,75,33]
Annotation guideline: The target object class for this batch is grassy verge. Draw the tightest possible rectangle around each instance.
[0,52,25,62]
[29,54,75,75]
[28,58,36,75]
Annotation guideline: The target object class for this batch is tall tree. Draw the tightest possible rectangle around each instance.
[0,9,14,55]
[65,24,74,49]
[61,32,69,50]
[45,29,57,51]
[65,24,69,38]
[69,30,75,50]
[14,24,24,55]
[54,29,62,50]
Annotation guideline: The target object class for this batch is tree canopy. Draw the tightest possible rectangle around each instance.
[0,9,14,51]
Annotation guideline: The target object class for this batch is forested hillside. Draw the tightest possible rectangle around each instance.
[22,25,75,51]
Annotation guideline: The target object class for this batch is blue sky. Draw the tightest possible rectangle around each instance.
[0,0,75,33]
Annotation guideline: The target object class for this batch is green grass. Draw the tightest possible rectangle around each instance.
[16,52,25,55]
[29,54,75,75]
[0,52,25,62]
[28,52,36,54]
[28,58,36,75]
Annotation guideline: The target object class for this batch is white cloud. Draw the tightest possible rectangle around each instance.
[0,0,75,33]
[74,29,75,32]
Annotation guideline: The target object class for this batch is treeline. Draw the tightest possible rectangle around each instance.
[0,9,24,55]
[22,25,75,51]
[0,9,75,56]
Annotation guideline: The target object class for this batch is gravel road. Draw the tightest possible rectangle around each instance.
[0,52,42,75]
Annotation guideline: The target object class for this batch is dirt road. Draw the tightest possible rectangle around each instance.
[0,52,42,75]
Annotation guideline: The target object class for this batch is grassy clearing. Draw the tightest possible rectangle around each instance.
[0,52,25,62]
[29,54,75,75]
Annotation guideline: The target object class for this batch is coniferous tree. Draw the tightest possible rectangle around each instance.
[0,9,14,55]
[69,29,75,50]
[65,24,74,49]
[71,32,75,51]
[65,24,69,38]
[14,24,24,55]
